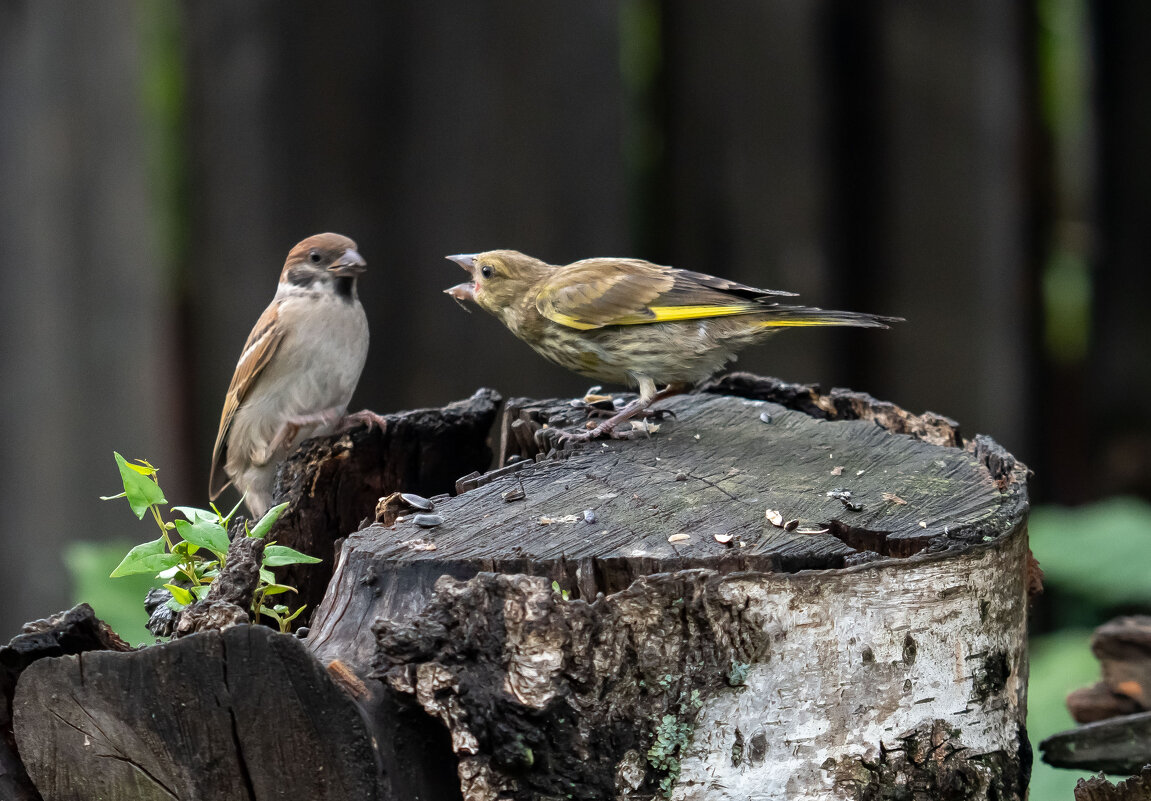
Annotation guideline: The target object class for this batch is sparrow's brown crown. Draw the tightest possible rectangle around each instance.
[281,233,365,283]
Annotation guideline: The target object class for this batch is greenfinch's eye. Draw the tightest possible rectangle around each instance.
[480,264,493,279]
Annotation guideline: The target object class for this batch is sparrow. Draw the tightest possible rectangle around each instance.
[445,250,901,440]
[210,233,382,517]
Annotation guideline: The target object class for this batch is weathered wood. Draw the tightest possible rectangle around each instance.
[1042,616,1151,772]
[174,533,264,637]
[1039,711,1151,775]
[1074,766,1151,801]
[305,376,1030,799]
[13,625,378,801]
[1091,616,1151,710]
[0,605,132,801]
[309,376,1025,667]
[1064,617,1151,725]
[266,388,500,621]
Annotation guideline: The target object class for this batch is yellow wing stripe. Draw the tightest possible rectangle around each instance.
[638,304,760,323]
[756,318,843,327]
[547,311,601,330]
[548,304,851,330]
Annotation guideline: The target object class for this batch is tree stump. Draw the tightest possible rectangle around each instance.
[306,374,1033,800]
[4,376,1033,800]
[13,625,379,801]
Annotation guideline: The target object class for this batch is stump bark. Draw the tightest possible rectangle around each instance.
[307,374,1033,800]
[4,376,1033,801]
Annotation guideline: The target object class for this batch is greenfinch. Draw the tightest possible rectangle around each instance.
[446,250,900,440]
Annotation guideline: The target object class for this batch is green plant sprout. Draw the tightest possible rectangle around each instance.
[102,452,320,633]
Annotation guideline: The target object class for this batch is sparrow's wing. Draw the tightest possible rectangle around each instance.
[209,302,286,498]
[535,259,799,331]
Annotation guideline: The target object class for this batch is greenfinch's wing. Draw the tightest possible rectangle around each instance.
[535,259,796,330]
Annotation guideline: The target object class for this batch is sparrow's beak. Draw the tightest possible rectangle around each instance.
[446,253,478,272]
[329,249,367,277]
[445,282,476,301]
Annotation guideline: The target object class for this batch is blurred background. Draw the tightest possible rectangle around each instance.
[1,1,1149,794]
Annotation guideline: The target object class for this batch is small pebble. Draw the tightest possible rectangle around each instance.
[674,471,688,481]
[400,492,434,511]
[413,513,444,528]
[294,626,310,639]
[506,454,525,464]
[759,412,773,424]
[502,487,526,502]
[583,509,597,524]
[784,519,799,531]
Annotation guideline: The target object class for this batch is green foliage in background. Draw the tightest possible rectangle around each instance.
[1028,497,1151,798]
[64,541,155,645]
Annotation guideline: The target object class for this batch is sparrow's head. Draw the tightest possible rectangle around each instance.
[444,250,550,323]
[281,233,366,298]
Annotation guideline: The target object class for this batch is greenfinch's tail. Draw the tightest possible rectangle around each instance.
[755,307,903,329]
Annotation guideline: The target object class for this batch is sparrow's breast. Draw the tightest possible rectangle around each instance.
[269,292,370,414]
[230,292,369,464]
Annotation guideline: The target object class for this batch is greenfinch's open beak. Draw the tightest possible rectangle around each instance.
[445,282,476,301]
[329,249,367,276]
[445,254,479,302]
[446,253,478,271]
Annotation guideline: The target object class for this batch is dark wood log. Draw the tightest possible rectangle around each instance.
[0,604,132,801]
[305,374,1031,799]
[1039,711,1151,775]
[1067,682,1144,724]
[1041,616,1151,773]
[266,388,501,622]
[12,626,378,801]
[1091,616,1151,711]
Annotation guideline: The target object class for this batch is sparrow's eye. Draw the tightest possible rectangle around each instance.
[308,251,322,264]
[480,264,493,279]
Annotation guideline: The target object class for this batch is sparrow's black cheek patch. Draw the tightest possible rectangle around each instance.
[286,267,317,289]
[334,276,355,301]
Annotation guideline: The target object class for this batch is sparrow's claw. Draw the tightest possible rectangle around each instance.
[339,409,388,433]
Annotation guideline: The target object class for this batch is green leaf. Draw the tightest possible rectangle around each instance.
[249,502,289,539]
[172,540,198,557]
[112,452,166,519]
[173,519,230,557]
[219,497,245,526]
[109,537,181,578]
[283,604,307,624]
[192,584,211,600]
[260,583,297,597]
[259,567,276,586]
[163,584,194,605]
[173,506,220,526]
[262,545,322,567]
[125,460,157,476]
